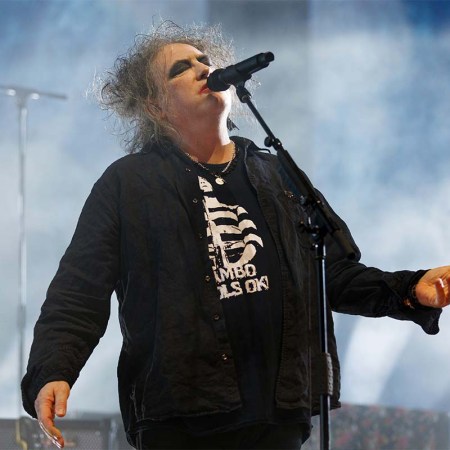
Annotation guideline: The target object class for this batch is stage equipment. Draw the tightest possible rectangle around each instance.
[220,54,357,450]
[207,52,274,91]
[17,416,115,449]
[0,85,67,416]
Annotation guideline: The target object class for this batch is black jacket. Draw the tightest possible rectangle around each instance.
[22,137,441,441]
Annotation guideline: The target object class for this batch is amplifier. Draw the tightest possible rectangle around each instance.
[0,419,24,450]
[18,416,112,449]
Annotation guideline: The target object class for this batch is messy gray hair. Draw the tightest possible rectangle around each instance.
[98,21,237,154]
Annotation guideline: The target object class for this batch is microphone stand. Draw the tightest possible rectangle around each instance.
[0,85,67,417]
[234,82,355,450]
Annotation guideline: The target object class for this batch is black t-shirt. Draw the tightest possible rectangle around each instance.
[142,144,309,436]
[188,145,283,429]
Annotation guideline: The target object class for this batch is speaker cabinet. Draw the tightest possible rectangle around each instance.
[0,419,24,450]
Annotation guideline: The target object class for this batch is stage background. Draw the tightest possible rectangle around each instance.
[1,0,449,445]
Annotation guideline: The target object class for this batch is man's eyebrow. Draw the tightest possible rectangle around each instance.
[197,54,211,63]
[171,54,210,65]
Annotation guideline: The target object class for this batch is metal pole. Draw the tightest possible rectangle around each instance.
[17,97,28,419]
[234,81,357,450]
[0,85,67,417]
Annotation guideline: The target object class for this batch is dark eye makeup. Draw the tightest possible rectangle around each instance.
[168,55,212,79]
[168,62,190,78]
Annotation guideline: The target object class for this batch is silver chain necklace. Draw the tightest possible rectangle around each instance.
[187,142,237,185]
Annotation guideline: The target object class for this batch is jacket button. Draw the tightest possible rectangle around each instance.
[185,167,191,172]
[192,198,198,204]
[213,314,220,321]
[198,233,203,239]
[221,353,228,361]
[205,275,211,282]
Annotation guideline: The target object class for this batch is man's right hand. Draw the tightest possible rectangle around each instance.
[35,381,70,449]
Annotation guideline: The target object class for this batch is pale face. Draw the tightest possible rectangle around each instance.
[153,43,232,131]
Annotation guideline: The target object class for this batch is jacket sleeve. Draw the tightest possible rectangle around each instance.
[21,165,121,417]
[318,191,442,335]
[276,156,442,336]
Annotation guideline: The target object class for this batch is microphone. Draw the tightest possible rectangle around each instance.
[207,52,274,92]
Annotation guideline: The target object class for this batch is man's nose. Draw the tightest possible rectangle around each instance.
[197,63,211,80]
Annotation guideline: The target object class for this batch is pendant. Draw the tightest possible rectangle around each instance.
[215,177,225,185]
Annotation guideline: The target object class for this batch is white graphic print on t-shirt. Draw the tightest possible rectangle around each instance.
[198,176,269,300]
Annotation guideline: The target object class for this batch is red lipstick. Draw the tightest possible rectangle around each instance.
[199,83,210,94]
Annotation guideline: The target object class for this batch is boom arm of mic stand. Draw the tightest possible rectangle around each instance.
[235,83,356,258]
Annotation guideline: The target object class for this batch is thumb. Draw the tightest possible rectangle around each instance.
[54,384,69,417]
